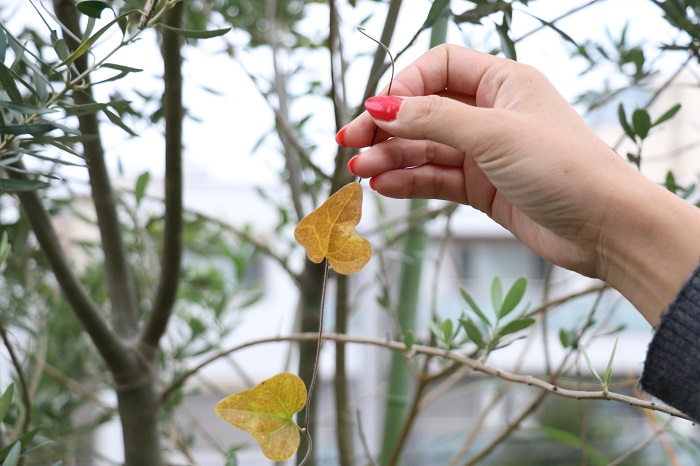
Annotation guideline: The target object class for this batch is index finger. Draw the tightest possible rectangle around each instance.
[338,45,509,148]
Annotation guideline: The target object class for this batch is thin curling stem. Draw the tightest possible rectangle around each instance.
[358,27,396,149]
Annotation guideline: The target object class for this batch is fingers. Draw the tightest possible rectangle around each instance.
[369,164,468,204]
[347,138,465,178]
[363,94,502,160]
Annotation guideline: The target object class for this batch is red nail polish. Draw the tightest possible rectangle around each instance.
[347,154,360,175]
[365,95,404,121]
[369,177,377,190]
[336,126,348,147]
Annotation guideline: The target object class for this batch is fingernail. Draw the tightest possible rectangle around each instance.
[369,177,377,190]
[365,95,404,121]
[336,126,348,147]
[347,154,360,175]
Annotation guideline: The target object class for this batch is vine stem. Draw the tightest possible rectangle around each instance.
[298,259,331,466]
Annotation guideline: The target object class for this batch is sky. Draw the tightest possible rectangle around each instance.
[1,0,686,188]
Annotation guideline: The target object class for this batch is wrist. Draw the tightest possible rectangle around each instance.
[597,175,700,326]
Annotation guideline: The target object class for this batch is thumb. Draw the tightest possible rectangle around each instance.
[364,95,501,154]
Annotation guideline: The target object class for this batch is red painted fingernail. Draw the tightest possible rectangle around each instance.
[369,177,377,190]
[365,95,404,121]
[347,154,360,175]
[336,126,348,147]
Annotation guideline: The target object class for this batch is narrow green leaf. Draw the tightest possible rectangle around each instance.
[665,170,677,193]
[54,12,131,69]
[134,171,150,205]
[0,124,54,135]
[580,346,604,387]
[603,337,619,388]
[77,1,114,19]
[158,24,231,39]
[653,103,681,127]
[102,108,138,136]
[499,276,527,318]
[53,38,70,62]
[0,178,51,192]
[442,318,453,343]
[0,101,55,115]
[94,63,143,85]
[422,0,450,29]
[617,103,635,140]
[0,61,22,103]
[559,329,570,349]
[538,426,609,466]
[491,276,503,317]
[0,232,11,264]
[459,287,490,326]
[460,317,486,349]
[631,108,651,139]
[0,384,14,421]
[2,442,21,466]
[497,317,535,338]
[0,28,7,62]
[429,320,442,341]
[403,329,414,350]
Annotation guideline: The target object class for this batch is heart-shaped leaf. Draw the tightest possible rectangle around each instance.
[294,182,371,274]
[215,372,306,461]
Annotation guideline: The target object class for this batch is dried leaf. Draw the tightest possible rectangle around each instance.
[215,372,306,461]
[294,182,371,274]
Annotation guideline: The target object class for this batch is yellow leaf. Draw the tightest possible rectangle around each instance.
[294,182,372,274]
[215,372,307,461]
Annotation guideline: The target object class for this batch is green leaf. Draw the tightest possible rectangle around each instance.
[422,0,450,29]
[559,329,570,349]
[54,11,131,69]
[134,171,150,205]
[497,317,535,338]
[665,170,677,193]
[491,276,503,317]
[77,1,114,19]
[580,345,604,387]
[0,124,55,135]
[631,108,651,139]
[158,24,231,39]
[617,103,635,140]
[538,426,609,466]
[442,318,453,343]
[2,442,21,466]
[0,178,51,192]
[603,337,619,388]
[52,38,70,62]
[653,103,681,127]
[0,61,22,103]
[403,329,414,350]
[0,101,55,115]
[94,63,143,85]
[460,287,490,327]
[0,232,11,264]
[499,276,527,318]
[102,107,138,136]
[0,384,14,421]
[460,317,486,349]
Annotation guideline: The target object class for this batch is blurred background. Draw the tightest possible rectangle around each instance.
[1,0,699,465]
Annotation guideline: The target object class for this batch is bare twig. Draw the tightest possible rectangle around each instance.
[160,332,690,420]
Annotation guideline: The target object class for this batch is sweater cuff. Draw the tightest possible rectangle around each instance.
[640,261,700,421]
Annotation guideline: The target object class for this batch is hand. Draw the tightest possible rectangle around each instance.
[338,44,700,324]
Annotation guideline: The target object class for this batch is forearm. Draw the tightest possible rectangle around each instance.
[597,173,700,326]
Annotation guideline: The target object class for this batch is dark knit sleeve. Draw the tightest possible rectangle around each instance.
[640,262,700,422]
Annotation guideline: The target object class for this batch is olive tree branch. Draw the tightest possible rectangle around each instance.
[54,0,140,338]
[159,332,689,420]
[141,1,185,348]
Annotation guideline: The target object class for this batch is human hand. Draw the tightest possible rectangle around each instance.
[337,45,700,324]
